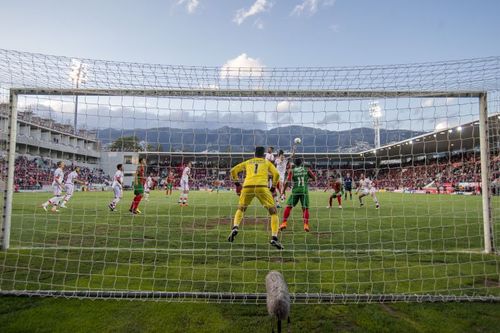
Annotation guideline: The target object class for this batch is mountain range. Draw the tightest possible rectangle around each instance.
[97,126,423,153]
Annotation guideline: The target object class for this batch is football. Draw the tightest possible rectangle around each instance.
[294,137,302,144]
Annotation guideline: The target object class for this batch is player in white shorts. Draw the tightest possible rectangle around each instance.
[264,146,281,206]
[60,166,85,208]
[356,174,380,209]
[144,174,153,201]
[178,161,193,206]
[108,164,124,211]
[41,161,65,212]
[275,147,296,203]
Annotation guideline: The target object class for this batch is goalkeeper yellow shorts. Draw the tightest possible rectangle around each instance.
[238,185,275,209]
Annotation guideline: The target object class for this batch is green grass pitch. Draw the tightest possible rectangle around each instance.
[1,190,500,332]
[1,190,498,298]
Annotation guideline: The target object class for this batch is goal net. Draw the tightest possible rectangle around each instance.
[0,49,499,302]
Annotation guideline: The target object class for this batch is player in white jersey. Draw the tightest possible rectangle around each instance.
[108,164,124,211]
[265,146,275,163]
[356,174,380,209]
[60,167,86,208]
[178,161,193,206]
[41,161,65,212]
[264,147,280,206]
[275,147,296,203]
[144,174,153,201]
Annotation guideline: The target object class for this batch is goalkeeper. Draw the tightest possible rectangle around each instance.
[228,146,283,250]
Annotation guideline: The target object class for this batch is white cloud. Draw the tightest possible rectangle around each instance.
[276,101,300,113]
[198,83,220,90]
[445,97,457,105]
[316,113,341,126]
[20,97,75,114]
[291,0,318,16]
[435,121,449,131]
[291,0,335,16]
[220,53,265,79]
[177,0,199,14]
[233,0,272,25]
[421,98,434,107]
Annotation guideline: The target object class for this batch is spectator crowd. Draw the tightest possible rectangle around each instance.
[10,156,109,190]
[3,151,499,194]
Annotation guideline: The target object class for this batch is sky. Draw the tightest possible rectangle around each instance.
[1,0,500,67]
[1,0,500,132]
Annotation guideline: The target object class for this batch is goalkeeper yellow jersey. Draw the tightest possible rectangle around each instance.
[230,157,279,187]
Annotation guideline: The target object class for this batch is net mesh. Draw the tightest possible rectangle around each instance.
[0,49,499,302]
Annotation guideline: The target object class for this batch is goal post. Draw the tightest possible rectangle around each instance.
[1,92,17,251]
[479,93,495,254]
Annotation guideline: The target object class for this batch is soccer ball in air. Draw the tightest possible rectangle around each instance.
[294,137,302,144]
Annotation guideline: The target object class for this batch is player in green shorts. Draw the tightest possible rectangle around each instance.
[165,171,175,196]
[280,158,316,232]
[129,157,146,214]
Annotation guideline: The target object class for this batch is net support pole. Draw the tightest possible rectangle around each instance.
[73,94,79,135]
[2,91,18,251]
[479,92,495,254]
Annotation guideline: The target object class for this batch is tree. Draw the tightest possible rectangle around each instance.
[109,136,142,151]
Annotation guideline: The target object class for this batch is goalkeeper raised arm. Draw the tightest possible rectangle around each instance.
[228,146,283,250]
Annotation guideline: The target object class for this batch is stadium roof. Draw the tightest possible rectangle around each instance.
[362,113,500,159]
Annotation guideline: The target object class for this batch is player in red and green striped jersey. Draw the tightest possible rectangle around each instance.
[129,157,146,215]
[279,158,316,232]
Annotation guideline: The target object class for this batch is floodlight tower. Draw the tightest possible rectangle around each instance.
[69,59,88,135]
[369,101,382,148]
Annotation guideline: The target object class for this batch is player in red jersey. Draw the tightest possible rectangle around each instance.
[129,157,146,214]
[165,171,175,196]
[325,176,344,209]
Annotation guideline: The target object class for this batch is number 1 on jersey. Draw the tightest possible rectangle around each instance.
[254,163,259,174]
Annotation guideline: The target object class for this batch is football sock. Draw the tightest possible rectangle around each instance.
[233,209,244,227]
[283,206,292,222]
[270,214,279,237]
[303,208,310,225]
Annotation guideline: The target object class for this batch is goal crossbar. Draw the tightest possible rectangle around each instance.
[10,88,485,99]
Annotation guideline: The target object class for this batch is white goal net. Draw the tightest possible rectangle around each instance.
[0,49,499,302]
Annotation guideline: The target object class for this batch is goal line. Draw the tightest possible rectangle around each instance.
[10,246,492,255]
[0,290,498,303]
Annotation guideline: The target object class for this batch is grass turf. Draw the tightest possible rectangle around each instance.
[1,190,498,298]
[1,190,499,332]
[1,296,500,333]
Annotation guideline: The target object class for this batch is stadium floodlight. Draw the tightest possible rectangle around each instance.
[68,59,88,134]
[368,101,382,148]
